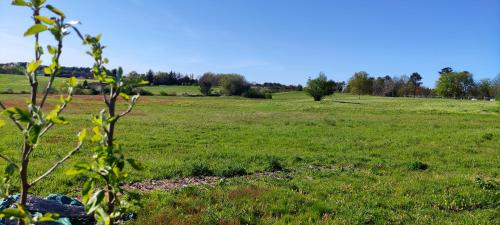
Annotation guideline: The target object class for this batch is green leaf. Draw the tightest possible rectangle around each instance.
[33,213,60,222]
[95,208,111,225]
[78,129,87,143]
[28,125,42,145]
[66,162,91,176]
[34,15,55,25]
[43,67,53,75]
[2,107,31,122]
[85,190,105,214]
[24,24,48,36]
[0,208,23,218]
[11,0,29,6]
[4,163,17,175]
[46,4,65,17]
[47,45,56,54]
[27,60,42,73]
[138,80,149,85]
[126,158,143,170]
[119,92,129,101]
[81,179,94,203]
[68,77,78,87]
[46,106,68,125]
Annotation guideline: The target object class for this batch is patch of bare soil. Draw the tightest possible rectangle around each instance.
[125,172,288,192]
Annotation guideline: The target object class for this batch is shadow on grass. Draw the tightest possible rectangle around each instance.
[333,100,362,105]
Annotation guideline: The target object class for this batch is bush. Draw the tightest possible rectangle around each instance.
[199,72,219,96]
[267,157,284,172]
[408,161,428,171]
[305,72,335,101]
[242,87,272,99]
[160,91,176,96]
[190,163,214,177]
[219,74,250,96]
[221,164,247,177]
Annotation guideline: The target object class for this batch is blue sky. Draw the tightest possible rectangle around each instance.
[1,0,499,86]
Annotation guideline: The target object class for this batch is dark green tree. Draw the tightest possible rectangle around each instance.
[409,72,423,97]
[305,72,335,101]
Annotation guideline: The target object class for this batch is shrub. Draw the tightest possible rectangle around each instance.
[305,72,335,101]
[267,157,285,172]
[222,165,247,177]
[219,74,250,96]
[190,163,214,176]
[242,87,272,99]
[408,161,429,171]
[158,91,174,96]
[199,72,219,96]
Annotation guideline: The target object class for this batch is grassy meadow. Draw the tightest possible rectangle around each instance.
[0,75,499,224]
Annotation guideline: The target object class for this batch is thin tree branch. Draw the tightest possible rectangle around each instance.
[0,153,19,170]
[29,141,83,187]
[117,103,135,119]
[38,92,73,138]
[40,30,64,109]
[0,101,25,131]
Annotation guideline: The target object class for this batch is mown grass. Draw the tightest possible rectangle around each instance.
[142,85,202,96]
[0,74,90,93]
[0,78,499,224]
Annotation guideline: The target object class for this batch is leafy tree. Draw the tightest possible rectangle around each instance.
[347,71,371,99]
[199,72,218,96]
[145,69,154,85]
[305,72,334,101]
[409,72,422,97]
[0,1,85,224]
[435,68,475,99]
[476,79,493,99]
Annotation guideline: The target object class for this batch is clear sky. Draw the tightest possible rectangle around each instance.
[1,0,499,86]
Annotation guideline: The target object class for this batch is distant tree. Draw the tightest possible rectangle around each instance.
[435,68,475,98]
[305,72,335,101]
[477,79,493,99]
[439,67,453,74]
[494,74,500,100]
[409,72,423,97]
[146,69,154,85]
[372,77,386,96]
[348,71,371,99]
[382,76,395,96]
[219,74,250,96]
[199,72,219,96]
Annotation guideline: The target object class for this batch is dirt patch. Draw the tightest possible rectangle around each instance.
[125,176,221,191]
[125,172,287,192]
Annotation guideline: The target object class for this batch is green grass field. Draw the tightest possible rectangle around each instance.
[0,74,90,93]
[142,85,203,95]
[0,75,499,224]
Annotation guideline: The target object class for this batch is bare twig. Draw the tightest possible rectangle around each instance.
[29,141,83,187]
[117,103,135,119]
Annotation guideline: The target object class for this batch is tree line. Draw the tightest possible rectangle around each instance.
[343,68,499,100]
[305,68,499,101]
[0,62,92,78]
